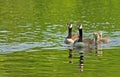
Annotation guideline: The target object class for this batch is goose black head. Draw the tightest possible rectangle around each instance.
[77,24,83,42]
[67,24,72,29]
[77,24,82,29]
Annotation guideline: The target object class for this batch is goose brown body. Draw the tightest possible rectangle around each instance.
[72,25,97,52]
[64,34,78,44]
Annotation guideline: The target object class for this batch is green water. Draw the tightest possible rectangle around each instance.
[0,0,120,77]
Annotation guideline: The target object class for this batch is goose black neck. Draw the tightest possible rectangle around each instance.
[68,28,72,38]
[78,28,83,42]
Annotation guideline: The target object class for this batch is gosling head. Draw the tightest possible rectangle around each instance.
[93,32,97,36]
[93,32,99,40]
[98,31,102,38]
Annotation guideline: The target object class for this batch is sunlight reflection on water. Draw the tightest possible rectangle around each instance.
[0,20,120,54]
[0,42,56,54]
[0,27,120,54]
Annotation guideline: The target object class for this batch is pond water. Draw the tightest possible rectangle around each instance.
[0,0,120,77]
[0,0,120,53]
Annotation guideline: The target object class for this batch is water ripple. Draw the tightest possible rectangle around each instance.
[0,26,120,54]
[0,42,56,54]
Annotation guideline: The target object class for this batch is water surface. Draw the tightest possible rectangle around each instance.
[0,0,120,77]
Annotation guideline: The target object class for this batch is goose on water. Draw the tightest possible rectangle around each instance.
[98,31,110,43]
[73,24,95,52]
[64,24,79,63]
[64,24,78,46]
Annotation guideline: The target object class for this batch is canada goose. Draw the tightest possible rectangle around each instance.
[73,24,85,72]
[72,25,106,71]
[93,32,99,43]
[93,32,103,56]
[95,31,110,56]
[73,24,87,51]
[93,32,99,54]
[64,24,78,63]
[73,25,94,52]
[98,31,110,43]
[64,24,78,45]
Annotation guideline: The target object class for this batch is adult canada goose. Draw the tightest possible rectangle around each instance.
[73,24,87,51]
[72,24,97,71]
[73,25,94,52]
[64,24,78,45]
[64,24,78,63]
[72,24,86,72]
[98,31,110,43]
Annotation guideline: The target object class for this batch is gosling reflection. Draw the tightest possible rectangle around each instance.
[93,32,102,56]
[94,31,110,56]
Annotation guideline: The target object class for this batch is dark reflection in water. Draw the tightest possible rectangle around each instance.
[0,0,120,54]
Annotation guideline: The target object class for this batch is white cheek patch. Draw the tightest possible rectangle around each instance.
[67,39,74,44]
[69,24,72,28]
[64,38,74,44]
[79,24,82,29]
